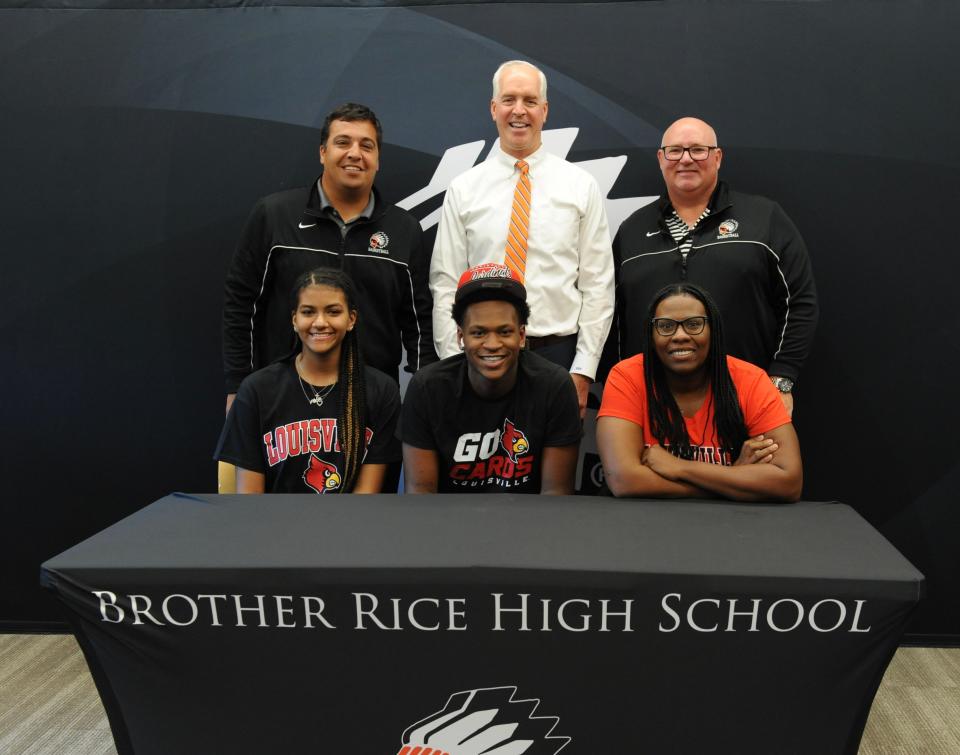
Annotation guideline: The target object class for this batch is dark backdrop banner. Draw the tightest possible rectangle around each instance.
[2,1,957,640]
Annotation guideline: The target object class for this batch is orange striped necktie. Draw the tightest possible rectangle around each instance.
[504,159,531,282]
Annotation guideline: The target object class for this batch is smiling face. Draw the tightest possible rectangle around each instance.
[458,299,526,395]
[319,118,379,197]
[491,64,548,159]
[292,284,356,362]
[657,117,722,203]
[652,294,711,377]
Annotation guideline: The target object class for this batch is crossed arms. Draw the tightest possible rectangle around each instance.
[597,418,802,502]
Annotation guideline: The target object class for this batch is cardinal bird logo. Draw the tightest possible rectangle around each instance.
[303,455,342,494]
[397,686,570,755]
[500,419,529,464]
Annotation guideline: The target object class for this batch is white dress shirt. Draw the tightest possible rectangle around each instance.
[430,145,614,379]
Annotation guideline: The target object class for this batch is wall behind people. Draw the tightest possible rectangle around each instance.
[1,0,957,641]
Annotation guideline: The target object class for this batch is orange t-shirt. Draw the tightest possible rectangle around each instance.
[598,355,791,465]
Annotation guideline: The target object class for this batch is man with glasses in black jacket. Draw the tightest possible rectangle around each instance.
[610,117,818,415]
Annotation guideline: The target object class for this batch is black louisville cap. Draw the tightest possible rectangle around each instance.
[454,263,527,305]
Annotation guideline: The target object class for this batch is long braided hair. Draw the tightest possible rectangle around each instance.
[643,282,747,462]
[291,268,369,492]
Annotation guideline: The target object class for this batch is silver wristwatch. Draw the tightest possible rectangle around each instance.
[770,376,794,393]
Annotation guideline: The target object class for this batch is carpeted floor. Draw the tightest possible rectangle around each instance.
[0,634,115,755]
[1,634,957,754]
[857,646,960,754]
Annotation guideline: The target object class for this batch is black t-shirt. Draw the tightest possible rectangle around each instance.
[216,358,401,493]
[400,351,582,493]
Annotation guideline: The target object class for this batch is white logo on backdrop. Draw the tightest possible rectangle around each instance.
[397,128,658,234]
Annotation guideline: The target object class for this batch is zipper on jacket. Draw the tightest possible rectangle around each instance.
[339,216,376,270]
[680,234,690,279]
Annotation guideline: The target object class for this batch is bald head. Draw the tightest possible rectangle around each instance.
[661,117,718,148]
[657,116,723,207]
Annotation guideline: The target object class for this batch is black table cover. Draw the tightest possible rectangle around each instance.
[41,494,924,755]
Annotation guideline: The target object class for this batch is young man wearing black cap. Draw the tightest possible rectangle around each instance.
[401,263,582,494]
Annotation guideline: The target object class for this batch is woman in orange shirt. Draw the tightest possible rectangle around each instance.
[597,282,802,501]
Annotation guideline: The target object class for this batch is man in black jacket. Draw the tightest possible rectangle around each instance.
[611,117,818,414]
[222,103,436,413]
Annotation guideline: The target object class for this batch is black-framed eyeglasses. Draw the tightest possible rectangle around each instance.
[651,316,709,337]
[660,145,719,161]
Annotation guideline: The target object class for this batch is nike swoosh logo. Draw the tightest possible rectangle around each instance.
[299,222,316,229]
[646,230,660,237]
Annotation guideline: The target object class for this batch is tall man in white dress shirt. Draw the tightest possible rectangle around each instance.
[430,60,615,416]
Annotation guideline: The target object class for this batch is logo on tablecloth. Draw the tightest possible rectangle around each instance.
[397,686,570,754]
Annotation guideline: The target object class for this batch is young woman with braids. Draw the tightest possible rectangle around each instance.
[597,282,802,501]
[216,269,400,494]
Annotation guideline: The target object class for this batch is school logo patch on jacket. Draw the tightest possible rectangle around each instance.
[303,455,342,493]
[368,231,390,254]
[717,219,740,238]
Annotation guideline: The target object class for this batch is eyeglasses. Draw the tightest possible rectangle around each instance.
[651,316,709,337]
[660,145,719,161]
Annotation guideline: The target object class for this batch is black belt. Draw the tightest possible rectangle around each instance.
[525,333,576,350]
